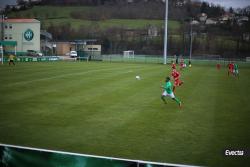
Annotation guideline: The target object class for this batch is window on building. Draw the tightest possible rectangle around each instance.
[9,24,12,29]
[4,25,8,29]
[9,34,12,40]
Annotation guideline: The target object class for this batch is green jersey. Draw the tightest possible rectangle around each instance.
[234,64,238,70]
[164,81,173,94]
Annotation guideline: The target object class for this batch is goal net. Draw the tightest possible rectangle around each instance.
[123,50,134,58]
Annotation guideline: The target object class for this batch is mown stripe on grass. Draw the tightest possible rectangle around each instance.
[1,62,249,167]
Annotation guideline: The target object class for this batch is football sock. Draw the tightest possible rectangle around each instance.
[173,97,181,104]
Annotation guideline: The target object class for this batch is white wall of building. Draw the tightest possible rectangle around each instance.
[3,19,40,53]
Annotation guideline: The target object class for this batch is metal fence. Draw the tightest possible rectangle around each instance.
[100,54,250,67]
[1,54,250,67]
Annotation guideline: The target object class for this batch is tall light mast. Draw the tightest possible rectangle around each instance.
[163,0,169,64]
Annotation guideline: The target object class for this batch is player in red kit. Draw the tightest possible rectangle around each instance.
[216,63,221,70]
[228,62,234,76]
[171,69,184,92]
[172,61,176,70]
[180,58,184,70]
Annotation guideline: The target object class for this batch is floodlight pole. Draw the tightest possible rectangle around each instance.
[163,0,168,64]
[189,18,193,61]
[1,14,3,65]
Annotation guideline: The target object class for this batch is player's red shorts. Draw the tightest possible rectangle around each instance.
[180,63,184,68]
[174,79,182,86]
[229,68,233,73]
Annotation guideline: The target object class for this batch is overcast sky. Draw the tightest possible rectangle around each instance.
[0,0,16,8]
[1,0,250,9]
[196,0,250,9]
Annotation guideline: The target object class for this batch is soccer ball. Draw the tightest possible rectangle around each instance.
[136,76,140,80]
[189,64,192,68]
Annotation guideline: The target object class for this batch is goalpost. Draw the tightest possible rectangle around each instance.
[123,50,134,58]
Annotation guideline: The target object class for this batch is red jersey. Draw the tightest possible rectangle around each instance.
[216,64,221,69]
[172,70,183,87]
[228,63,234,73]
[172,70,180,80]
[228,63,234,69]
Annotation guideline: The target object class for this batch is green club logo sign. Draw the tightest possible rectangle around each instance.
[24,29,34,41]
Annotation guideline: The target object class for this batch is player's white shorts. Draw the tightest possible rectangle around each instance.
[162,91,175,98]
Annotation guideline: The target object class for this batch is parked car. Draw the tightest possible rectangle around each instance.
[27,50,43,57]
[66,51,78,58]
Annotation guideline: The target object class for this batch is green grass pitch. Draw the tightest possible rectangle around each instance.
[0,61,249,167]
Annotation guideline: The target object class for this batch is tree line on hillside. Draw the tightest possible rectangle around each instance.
[47,22,165,55]
[11,0,250,57]
[35,0,231,20]
[70,2,165,20]
[39,0,166,6]
[46,20,250,58]
[14,0,250,19]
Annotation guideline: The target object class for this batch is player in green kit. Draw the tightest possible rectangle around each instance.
[233,63,239,78]
[161,76,182,107]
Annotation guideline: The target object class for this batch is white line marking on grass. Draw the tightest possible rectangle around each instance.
[0,143,204,167]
